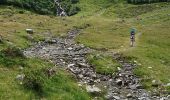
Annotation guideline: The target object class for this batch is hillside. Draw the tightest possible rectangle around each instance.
[0,0,170,100]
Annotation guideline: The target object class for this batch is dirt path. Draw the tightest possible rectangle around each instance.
[23,29,169,100]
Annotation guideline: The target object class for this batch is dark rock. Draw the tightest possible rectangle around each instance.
[116,79,122,86]
[26,29,33,34]
[136,84,144,89]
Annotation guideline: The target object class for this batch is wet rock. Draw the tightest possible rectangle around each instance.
[86,85,101,94]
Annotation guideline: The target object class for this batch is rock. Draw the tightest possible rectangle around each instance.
[78,74,84,79]
[78,83,82,87]
[117,67,121,71]
[152,80,160,87]
[77,63,89,67]
[136,84,144,89]
[26,29,33,34]
[113,96,120,100]
[19,66,24,70]
[68,64,75,67]
[115,79,122,86]
[148,67,152,69]
[165,83,170,87]
[86,85,101,94]
[16,74,25,81]
[129,85,137,90]
[127,93,133,98]
[68,47,73,51]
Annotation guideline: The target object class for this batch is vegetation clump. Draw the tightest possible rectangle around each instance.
[0,46,25,67]
[88,53,120,75]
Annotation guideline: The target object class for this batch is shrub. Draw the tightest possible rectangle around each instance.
[68,6,80,16]
[0,46,26,67]
[23,68,48,95]
[1,46,24,57]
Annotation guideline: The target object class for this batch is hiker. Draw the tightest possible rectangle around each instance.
[130,28,136,47]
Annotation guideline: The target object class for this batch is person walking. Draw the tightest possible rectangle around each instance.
[130,28,136,47]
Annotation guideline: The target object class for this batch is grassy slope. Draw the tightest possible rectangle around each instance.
[75,1,170,91]
[0,6,90,100]
[0,1,170,99]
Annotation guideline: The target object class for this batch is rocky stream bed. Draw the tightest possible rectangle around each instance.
[23,29,170,100]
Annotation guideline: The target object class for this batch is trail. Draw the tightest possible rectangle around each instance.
[23,29,169,100]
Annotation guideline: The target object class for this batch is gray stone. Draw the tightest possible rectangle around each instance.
[127,93,133,98]
[26,29,33,34]
[78,74,84,79]
[68,47,73,51]
[165,83,170,87]
[16,74,25,81]
[136,84,144,89]
[86,85,101,94]
[77,62,89,67]
[116,79,122,86]
[113,96,120,100]
[152,80,160,87]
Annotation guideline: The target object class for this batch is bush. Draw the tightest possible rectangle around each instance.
[68,6,80,16]
[23,68,48,95]
[1,46,24,57]
[0,46,26,67]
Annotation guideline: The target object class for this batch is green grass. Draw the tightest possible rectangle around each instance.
[0,51,90,99]
[0,5,92,100]
[1,0,170,99]
[87,53,120,75]
[0,6,79,48]
[75,1,170,91]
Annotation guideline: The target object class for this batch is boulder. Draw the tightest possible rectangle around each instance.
[152,80,160,87]
[115,79,122,86]
[127,93,133,98]
[86,85,101,94]
[26,29,33,34]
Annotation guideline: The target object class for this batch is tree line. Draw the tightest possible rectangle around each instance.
[0,0,80,16]
[127,0,170,4]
